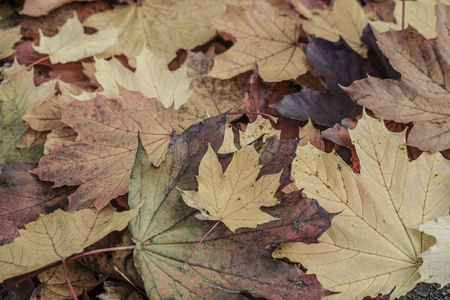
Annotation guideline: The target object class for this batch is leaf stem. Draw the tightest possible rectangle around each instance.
[62,258,78,300]
[402,0,405,30]
[66,245,135,263]
[183,220,221,270]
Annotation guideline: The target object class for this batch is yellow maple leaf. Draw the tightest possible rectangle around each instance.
[274,111,450,299]
[33,12,120,64]
[417,215,450,287]
[0,206,137,282]
[82,0,249,63]
[0,26,21,60]
[293,0,368,57]
[370,0,442,39]
[94,47,192,109]
[179,144,281,232]
[209,0,310,82]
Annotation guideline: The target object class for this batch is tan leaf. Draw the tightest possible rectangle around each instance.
[343,2,450,152]
[298,118,325,151]
[94,47,192,109]
[21,0,96,17]
[274,112,450,299]
[370,0,439,39]
[293,0,368,57]
[177,51,249,129]
[82,0,249,62]
[0,206,137,282]
[209,0,310,81]
[0,26,21,60]
[417,215,450,287]
[179,144,281,232]
[33,12,120,64]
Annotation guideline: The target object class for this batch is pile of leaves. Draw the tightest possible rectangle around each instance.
[0,0,449,299]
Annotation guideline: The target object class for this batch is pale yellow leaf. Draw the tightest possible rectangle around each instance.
[293,0,368,57]
[0,26,21,60]
[209,0,309,81]
[0,206,137,282]
[370,0,438,39]
[417,215,450,287]
[82,0,250,63]
[94,47,193,109]
[179,144,281,232]
[218,125,239,154]
[33,12,120,64]
[274,111,450,299]
[241,116,280,145]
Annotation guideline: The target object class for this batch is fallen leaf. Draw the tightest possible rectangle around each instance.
[82,0,246,62]
[274,111,450,299]
[417,215,450,287]
[32,88,176,210]
[273,27,397,127]
[129,128,333,298]
[98,281,144,300]
[93,47,193,109]
[180,144,281,232]
[32,260,101,300]
[33,12,120,64]
[21,0,96,17]
[293,0,369,57]
[0,206,138,283]
[0,219,19,246]
[177,51,249,129]
[209,0,310,81]
[370,0,439,39]
[0,26,21,60]
[298,119,325,150]
[0,162,73,229]
[0,60,56,165]
[343,2,450,152]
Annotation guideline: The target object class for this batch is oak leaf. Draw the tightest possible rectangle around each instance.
[274,112,450,299]
[128,117,333,298]
[417,216,450,287]
[33,12,120,64]
[0,206,138,283]
[32,88,176,210]
[343,1,450,152]
[180,144,281,232]
[209,0,310,82]
[293,0,369,57]
[82,0,248,62]
[93,47,192,109]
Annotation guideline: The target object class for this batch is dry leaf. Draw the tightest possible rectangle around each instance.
[417,216,450,287]
[21,0,96,17]
[33,12,120,64]
[293,0,369,57]
[0,206,137,283]
[343,2,450,152]
[179,144,281,232]
[0,26,21,60]
[274,111,450,299]
[209,0,310,81]
[32,88,176,210]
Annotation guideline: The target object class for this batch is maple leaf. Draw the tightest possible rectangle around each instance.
[33,12,120,64]
[32,88,176,210]
[179,144,281,232]
[0,60,56,165]
[273,29,398,127]
[0,26,21,60]
[92,47,192,109]
[128,117,334,298]
[417,216,450,287]
[209,0,310,82]
[0,206,138,283]
[21,0,96,17]
[274,112,450,299]
[0,162,74,229]
[82,0,246,62]
[177,51,249,129]
[293,0,369,57]
[343,1,450,152]
[370,0,441,39]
